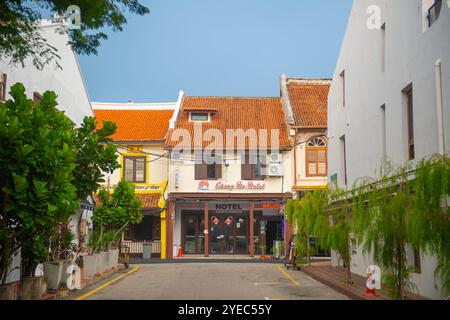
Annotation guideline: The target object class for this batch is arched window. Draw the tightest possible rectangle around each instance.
[306,137,327,177]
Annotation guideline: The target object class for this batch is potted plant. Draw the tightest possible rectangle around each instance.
[43,224,76,291]
[20,235,48,300]
[83,231,100,279]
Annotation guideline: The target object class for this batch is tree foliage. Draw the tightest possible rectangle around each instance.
[287,155,450,299]
[0,83,77,285]
[91,180,142,251]
[0,83,119,284]
[0,0,150,69]
[74,117,119,199]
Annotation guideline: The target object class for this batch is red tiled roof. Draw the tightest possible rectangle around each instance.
[287,79,330,128]
[165,97,291,149]
[93,109,174,141]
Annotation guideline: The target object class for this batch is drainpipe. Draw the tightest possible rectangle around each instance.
[435,60,446,155]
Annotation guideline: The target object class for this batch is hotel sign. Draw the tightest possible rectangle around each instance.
[215,181,265,190]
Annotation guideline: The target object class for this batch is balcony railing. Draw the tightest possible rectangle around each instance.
[428,0,442,27]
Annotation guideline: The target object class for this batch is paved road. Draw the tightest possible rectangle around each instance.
[75,263,349,300]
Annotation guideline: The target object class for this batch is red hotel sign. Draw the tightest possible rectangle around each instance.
[262,203,281,210]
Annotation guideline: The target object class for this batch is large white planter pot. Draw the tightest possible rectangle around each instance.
[60,260,73,288]
[98,251,108,274]
[109,249,119,269]
[43,261,63,291]
[94,253,102,275]
[104,251,111,272]
[82,255,97,279]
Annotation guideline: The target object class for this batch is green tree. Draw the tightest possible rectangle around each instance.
[286,190,330,266]
[355,167,417,299]
[411,156,450,295]
[73,117,119,200]
[0,83,120,283]
[326,187,356,284]
[92,180,143,251]
[0,83,77,285]
[0,0,150,69]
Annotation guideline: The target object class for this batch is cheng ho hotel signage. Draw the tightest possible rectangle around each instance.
[198,181,265,191]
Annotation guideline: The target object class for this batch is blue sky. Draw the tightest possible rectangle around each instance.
[78,0,353,103]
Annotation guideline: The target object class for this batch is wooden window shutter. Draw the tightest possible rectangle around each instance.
[195,152,207,180]
[215,154,222,179]
[241,153,252,180]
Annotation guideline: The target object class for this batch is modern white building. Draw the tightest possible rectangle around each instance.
[327,0,450,299]
[0,20,94,284]
[0,20,93,126]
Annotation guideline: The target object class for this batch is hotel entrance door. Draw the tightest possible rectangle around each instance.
[209,214,248,255]
[182,214,204,254]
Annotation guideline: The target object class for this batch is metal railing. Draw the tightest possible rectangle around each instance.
[121,240,161,254]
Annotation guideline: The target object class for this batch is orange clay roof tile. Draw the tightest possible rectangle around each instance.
[287,81,330,128]
[165,97,291,149]
[93,109,174,141]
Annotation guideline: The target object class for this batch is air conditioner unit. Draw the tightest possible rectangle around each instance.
[268,163,283,176]
[270,153,282,163]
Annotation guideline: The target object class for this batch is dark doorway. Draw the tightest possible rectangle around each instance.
[266,220,282,255]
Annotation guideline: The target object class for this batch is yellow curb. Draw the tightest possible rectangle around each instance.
[75,266,139,300]
[276,264,301,286]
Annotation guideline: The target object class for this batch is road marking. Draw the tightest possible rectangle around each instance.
[264,296,283,300]
[276,264,301,286]
[75,266,139,300]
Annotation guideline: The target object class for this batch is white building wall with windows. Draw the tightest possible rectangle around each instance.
[0,20,94,284]
[328,0,450,299]
[0,20,93,125]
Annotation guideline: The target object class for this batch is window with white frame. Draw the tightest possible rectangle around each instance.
[190,112,210,122]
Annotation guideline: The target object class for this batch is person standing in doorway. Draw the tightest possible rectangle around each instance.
[224,216,234,254]
[210,216,221,254]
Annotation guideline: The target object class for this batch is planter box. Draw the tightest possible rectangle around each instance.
[0,284,17,300]
[43,261,63,291]
[60,260,73,288]
[20,277,47,300]
[82,255,97,279]
[109,249,119,269]
[104,251,111,272]
[96,252,108,274]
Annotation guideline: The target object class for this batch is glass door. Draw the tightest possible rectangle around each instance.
[234,215,248,255]
[183,215,197,254]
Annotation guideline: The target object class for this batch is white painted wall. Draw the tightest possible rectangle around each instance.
[328,0,450,299]
[168,151,292,195]
[0,20,93,126]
